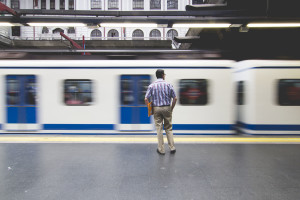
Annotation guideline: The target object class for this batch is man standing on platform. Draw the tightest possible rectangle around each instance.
[145,69,177,155]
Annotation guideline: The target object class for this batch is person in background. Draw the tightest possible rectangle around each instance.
[145,69,177,155]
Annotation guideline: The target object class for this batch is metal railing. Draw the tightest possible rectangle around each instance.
[10,36,175,41]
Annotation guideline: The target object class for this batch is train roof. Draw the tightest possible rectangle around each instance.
[233,60,300,73]
[0,60,234,69]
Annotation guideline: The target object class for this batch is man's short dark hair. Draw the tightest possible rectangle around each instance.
[156,69,165,79]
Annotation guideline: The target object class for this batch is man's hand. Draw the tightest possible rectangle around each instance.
[171,97,177,111]
[145,98,149,106]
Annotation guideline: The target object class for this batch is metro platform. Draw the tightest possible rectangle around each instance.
[1,135,300,200]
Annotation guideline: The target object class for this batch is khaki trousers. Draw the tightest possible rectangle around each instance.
[153,106,175,153]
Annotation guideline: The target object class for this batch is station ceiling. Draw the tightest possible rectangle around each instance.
[1,0,300,59]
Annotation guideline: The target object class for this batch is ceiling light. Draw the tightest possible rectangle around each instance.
[172,23,231,28]
[27,23,86,27]
[99,23,158,28]
[247,23,300,28]
[0,22,14,26]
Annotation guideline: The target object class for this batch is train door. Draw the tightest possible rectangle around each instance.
[119,75,152,131]
[5,75,38,131]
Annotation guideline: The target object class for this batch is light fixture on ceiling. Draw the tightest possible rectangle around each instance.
[247,23,300,28]
[99,23,158,28]
[0,22,14,26]
[27,23,87,27]
[172,23,231,28]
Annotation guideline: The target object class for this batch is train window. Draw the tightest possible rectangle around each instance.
[121,79,134,105]
[179,79,208,105]
[7,79,20,105]
[237,81,244,105]
[120,75,151,106]
[138,79,151,105]
[278,79,300,106]
[26,78,37,105]
[64,80,93,106]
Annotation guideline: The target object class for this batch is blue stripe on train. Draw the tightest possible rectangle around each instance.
[0,124,234,131]
[173,124,234,130]
[237,122,300,131]
[43,124,234,131]
[43,124,115,130]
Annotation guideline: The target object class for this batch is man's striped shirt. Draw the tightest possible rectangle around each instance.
[145,78,176,107]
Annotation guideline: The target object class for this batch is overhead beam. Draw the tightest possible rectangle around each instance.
[17,9,247,17]
[0,49,208,53]
[0,15,290,26]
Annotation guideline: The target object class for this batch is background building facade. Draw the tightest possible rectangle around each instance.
[0,0,225,47]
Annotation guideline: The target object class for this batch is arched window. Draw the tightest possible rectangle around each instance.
[68,27,75,34]
[149,29,161,40]
[167,29,178,39]
[167,0,178,9]
[132,29,144,40]
[91,29,102,40]
[53,28,64,34]
[150,0,161,9]
[42,27,49,34]
[11,0,19,9]
[108,29,119,40]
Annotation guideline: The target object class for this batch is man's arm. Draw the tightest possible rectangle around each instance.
[171,97,177,111]
[145,85,152,105]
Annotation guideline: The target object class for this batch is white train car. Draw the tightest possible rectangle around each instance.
[0,60,235,135]
[234,60,300,135]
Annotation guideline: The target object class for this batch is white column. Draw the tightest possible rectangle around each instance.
[144,0,149,10]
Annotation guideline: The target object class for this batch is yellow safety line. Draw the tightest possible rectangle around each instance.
[1,136,300,143]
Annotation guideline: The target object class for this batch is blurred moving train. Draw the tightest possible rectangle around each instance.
[0,59,299,135]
